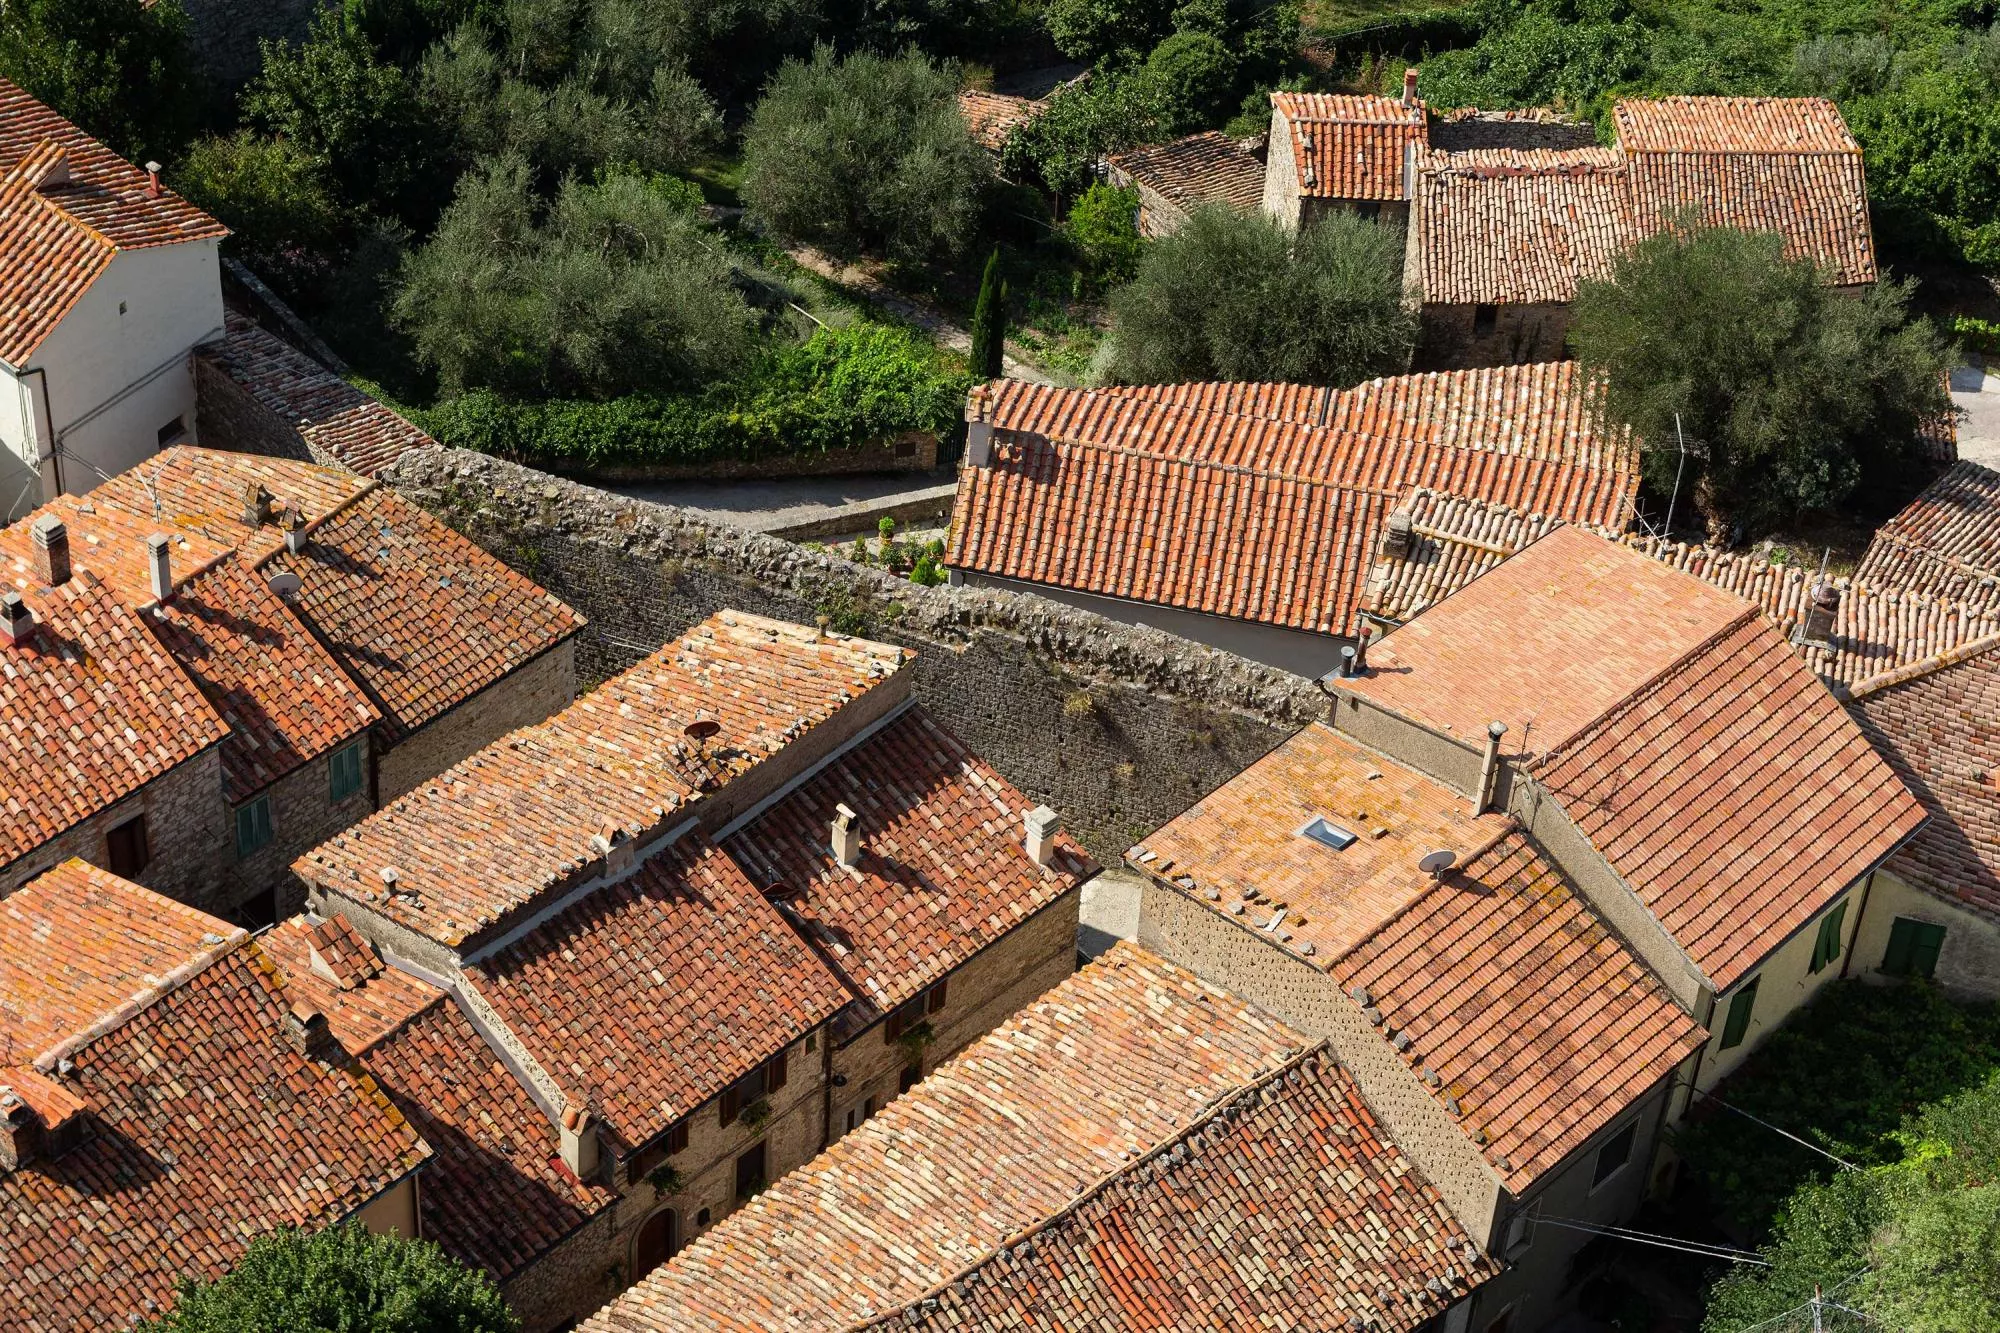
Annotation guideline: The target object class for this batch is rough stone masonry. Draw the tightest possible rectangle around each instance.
[387,448,1327,863]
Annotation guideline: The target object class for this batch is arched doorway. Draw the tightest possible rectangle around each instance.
[632,1207,678,1281]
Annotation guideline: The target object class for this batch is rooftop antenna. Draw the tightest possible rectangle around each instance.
[1417,849,1457,880]
[1663,413,1690,538]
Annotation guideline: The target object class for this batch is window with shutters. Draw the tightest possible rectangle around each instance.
[734,1141,766,1201]
[719,1047,788,1126]
[1719,975,1760,1050]
[885,982,948,1043]
[106,815,149,878]
[1809,900,1848,974]
[1881,917,1947,979]
[234,796,274,859]
[329,741,365,802]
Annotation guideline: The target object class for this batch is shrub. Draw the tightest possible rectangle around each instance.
[1569,221,1951,538]
[0,0,197,166]
[1143,31,1240,135]
[741,46,991,263]
[140,1223,516,1332]
[1002,72,1165,203]
[177,134,353,296]
[1102,205,1416,385]
[1064,182,1144,288]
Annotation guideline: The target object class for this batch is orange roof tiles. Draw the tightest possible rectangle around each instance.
[200,313,437,476]
[299,611,910,947]
[465,836,850,1155]
[1540,613,1927,990]
[727,708,1092,1022]
[262,914,441,1052]
[1345,525,1750,754]
[1330,832,1705,1190]
[1271,91,1427,200]
[1411,147,1632,304]
[0,575,229,868]
[957,90,1043,151]
[948,366,1638,637]
[858,1054,1497,1333]
[1622,149,1875,284]
[576,943,1322,1332]
[1856,462,2000,611]
[1613,96,1861,155]
[0,79,227,366]
[1131,723,1509,961]
[1106,131,1266,216]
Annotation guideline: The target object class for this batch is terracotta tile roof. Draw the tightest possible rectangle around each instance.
[298,611,909,947]
[1856,462,2000,610]
[0,866,428,1329]
[576,943,1316,1332]
[262,914,442,1053]
[1622,146,1874,285]
[726,708,1092,1022]
[147,556,379,803]
[1538,611,1926,990]
[201,313,436,476]
[957,90,1043,151]
[1411,147,1632,304]
[1105,131,1265,215]
[1270,92,1427,200]
[1131,722,1510,962]
[857,1052,1497,1333]
[267,486,582,743]
[363,993,618,1281]
[1344,525,1751,754]
[0,78,227,367]
[0,575,228,869]
[1330,832,1705,1190]
[465,836,850,1155]
[1613,96,1862,156]
[948,367,1638,637]
[1850,640,2000,924]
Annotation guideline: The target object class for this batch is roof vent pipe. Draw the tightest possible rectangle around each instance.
[146,534,172,602]
[831,803,861,869]
[1475,722,1507,815]
[144,162,161,199]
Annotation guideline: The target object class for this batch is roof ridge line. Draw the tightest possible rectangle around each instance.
[31,924,250,1073]
[842,1039,1346,1332]
[1844,630,2000,701]
[1537,606,1763,769]
[249,475,384,572]
[1325,819,1523,973]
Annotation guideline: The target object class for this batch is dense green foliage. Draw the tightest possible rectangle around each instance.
[741,47,990,263]
[394,161,751,398]
[968,249,1008,379]
[1002,72,1168,201]
[0,0,197,164]
[1064,183,1145,288]
[142,1224,516,1333]
[1570,224,1948,536]
[1418,0,2000,267]
[419,323,972,469]
[1102,206,1417,385]
[177,133,355,292]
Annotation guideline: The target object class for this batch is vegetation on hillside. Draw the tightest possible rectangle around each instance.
[0,0,197,164]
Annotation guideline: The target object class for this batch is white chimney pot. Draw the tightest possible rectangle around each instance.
[831,803,861,869]
[146,533,172,602]
[1025,805,1061,868]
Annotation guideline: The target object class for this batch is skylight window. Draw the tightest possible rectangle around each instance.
[1297,816,1356,851]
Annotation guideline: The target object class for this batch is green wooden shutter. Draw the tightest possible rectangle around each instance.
[329,742,363,802]
[1883,917,1915,975]
[1810,901,1847,974]
[1882,917,1946,978]
[235,797,273,859]
[1720,976,1760,1050]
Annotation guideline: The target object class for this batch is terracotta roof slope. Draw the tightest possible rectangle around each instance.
[1412,147,1632,304]
[861,1053,1498,1333]
[1623,149,1874,284]
[1271,91,1427,200]
[1331,831,1705,1190]
[579,943,1310,1332]
[1106,131,1265,215]
[262,914,441,1053]
[1539,612,1927,989]
[958,90,1042,151]
[726,707,1092,1023]
[1613,96,1861,155]
[1856,461,2000,610]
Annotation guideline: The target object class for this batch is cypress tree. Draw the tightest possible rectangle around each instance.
[968,247,1007,379]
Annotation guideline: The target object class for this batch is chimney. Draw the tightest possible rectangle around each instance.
[242,482,271,528]
[1802,581,1839,643]
[283,1002,345,1065]
[1475,722,1507,815]
[831,804,861,868]
[0,1090,38,1172]
[144,161,161,199]
[146,533,172,602]
[284,508,309,554]
[560,1102,600,1180]
[0,594,32,647]
[1024,805,1060,868]
[1351,623,1371,674]
[1381,508,1414,560]
[30,516,69,587]
[1403,67,1420,107]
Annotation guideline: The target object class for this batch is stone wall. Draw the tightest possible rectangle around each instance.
[181,0,326,89]
[539,433,938,487]
[194,348,319,466]
[226,738,375,923]
[386,449,1323,864]
[1416,301,1574,371]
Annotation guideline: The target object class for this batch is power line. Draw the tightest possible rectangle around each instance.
[1536,1216,1771,1266]
[1678,1079,1862,1172]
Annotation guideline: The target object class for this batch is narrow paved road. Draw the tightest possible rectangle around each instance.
[1955,361,2000,469]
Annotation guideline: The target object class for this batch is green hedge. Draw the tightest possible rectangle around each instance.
[417,322,972,471]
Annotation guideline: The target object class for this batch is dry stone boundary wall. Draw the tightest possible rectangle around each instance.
[387,448,1325,863]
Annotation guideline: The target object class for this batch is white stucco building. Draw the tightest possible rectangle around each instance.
[0,79,228,521]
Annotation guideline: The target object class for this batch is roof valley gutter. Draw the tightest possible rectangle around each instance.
[381,944,570,1127]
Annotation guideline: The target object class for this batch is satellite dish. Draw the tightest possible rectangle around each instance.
[1417,849,1457,878]
[683,718,721,742]
[266,571,302,597]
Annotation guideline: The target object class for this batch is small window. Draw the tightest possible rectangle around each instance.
[734,1141,767,1201]
[1591,1120,1637,1189]
[1719,975,1760,1050]
[695,1206,711,1228]
[328,741,365,803]
[1473,304,1499,335]
[1808,899,1848,974]
[664,1119,689,1156]
[1297,816,1356,851]
[1485,1307,1515,1333]
[899,1062,923,1094]
[926,979,948,1015]
[805,1032,816,1053]
[885,989,937,1044]
[719,1047,787,1126]
[105,814,149,878]
[234,796,274,859]
[1882,917,1947,979]
[1502,1205,1536,1257]
[1355,200,1382,221]
[156,416,186,448]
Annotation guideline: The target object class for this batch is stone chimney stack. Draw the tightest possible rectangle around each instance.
[144,161,161,199]
[1024,805,1061,868]
[560,1103,600,1180]
[242,483,271,528]
[1802,581,1839,643]
[283,1003,345,1066]
[146,534,173,602]
[831,804,861,869]
[285,508,309,554]
[0,593,33,647]
[1404,67,1419,107]
[1381,508,1414,560]
[30,516,69,587]
[0,1090,38,1172]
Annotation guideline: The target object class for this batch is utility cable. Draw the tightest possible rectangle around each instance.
[1677,1079,1861,1172]
[1535,1216,1770,1266]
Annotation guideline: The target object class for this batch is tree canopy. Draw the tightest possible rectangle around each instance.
[141,1224,516,1333]
[0,0,197,164]
[1568,222,1950,538]
[1100,206,1417,386]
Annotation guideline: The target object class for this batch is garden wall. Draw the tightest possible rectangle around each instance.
[386,448,1323,863]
